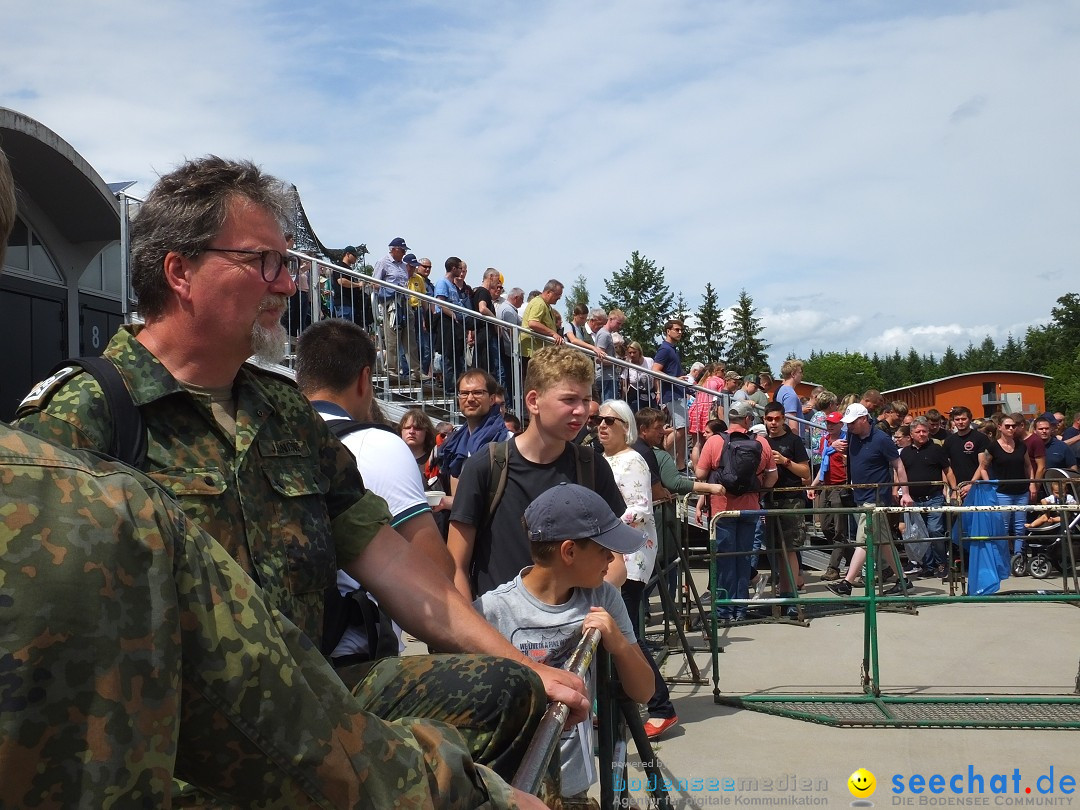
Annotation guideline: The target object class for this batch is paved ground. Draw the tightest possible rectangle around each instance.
[617,571,1080,808]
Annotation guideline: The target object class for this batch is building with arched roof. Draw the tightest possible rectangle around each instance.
[1,107,125,419]
[883,370,1049,420]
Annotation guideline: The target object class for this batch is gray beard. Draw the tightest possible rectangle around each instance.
[251,319,287,364]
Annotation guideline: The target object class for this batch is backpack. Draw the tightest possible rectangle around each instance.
[482,439,595,531]
[320,417,401,665]
[38,357,149,469]
[707,431,763,496]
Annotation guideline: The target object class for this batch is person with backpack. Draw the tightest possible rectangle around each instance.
[295,319,456,666]
[14,158,586,793]
[448,345,626,599]
[694,400,777,622]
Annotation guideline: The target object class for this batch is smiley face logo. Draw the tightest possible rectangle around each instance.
[848,768,876,798]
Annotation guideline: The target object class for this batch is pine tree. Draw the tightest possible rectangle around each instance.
[598,251,673,350]
[725,289,770,376]
[689,282,728,366]
[939,346,961,377]
[566,274,590,315]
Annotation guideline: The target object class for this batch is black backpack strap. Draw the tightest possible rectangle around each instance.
[49,356,147,469]
[327,419,396,441]
[484,440,511,530]
[572,440,595,490]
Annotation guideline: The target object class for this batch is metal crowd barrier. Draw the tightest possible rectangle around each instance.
[697,478,1080,728]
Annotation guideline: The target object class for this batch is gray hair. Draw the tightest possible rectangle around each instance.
[130,156,292,319]
[542,279,563,294]
[589,308,607,320]
[601,399,637,445]
[910,416,930,428]
[507,286,524,300]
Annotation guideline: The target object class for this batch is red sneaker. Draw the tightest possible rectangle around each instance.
[644,715,678,739]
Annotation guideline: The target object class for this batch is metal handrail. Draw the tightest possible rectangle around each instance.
[511,629,601,795]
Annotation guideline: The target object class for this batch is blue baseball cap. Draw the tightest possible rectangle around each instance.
[524,483,645,554]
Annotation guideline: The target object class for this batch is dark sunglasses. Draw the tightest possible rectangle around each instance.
[598,415,626,426]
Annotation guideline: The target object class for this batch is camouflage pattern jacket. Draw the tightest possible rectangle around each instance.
[0,424,513,808]
[15,325,392,644]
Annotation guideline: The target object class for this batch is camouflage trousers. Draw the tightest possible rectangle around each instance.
[349,654,546,783]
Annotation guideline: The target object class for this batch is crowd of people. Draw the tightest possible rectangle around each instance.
[4,146,1078,807]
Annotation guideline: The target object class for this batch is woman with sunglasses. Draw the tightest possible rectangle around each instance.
[975,417,1039,554]
[596,399,679,738]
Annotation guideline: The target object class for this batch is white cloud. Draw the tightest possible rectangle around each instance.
[3,0,1077,373]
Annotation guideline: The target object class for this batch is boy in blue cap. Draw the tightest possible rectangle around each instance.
[474,482,653,802]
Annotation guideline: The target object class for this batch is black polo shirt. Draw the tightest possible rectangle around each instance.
[899,440,951,499]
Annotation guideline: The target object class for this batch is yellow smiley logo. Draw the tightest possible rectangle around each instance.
[848,768,876,798]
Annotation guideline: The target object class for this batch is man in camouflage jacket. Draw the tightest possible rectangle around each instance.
[9,154,583,804]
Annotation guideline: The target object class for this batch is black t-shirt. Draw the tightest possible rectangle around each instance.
[472,286,494,341]
[985,440,1029,495]
[766,428,810,493]
[944,429,990,485]
[451,438,626,595]
[899,441,951,498]
[632,437,662,485]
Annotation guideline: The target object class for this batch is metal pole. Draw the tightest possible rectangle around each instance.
[511,628,601,795]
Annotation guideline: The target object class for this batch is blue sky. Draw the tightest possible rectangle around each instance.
[3,1,1077,370]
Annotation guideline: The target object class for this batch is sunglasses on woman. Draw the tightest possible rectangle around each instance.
[598,415,626,426]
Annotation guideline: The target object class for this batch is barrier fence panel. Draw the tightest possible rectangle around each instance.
[699,481,1080,728]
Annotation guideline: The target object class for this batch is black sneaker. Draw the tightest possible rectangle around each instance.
[826,580,853,596]
[882,578,913,595]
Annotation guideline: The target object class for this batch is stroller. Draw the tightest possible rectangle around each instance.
[1010,468,1080,579]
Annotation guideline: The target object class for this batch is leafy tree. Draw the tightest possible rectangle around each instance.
[598,251,673,350]
[1026,293,1080,410]
[802,351,883,399]
[725,289,770,376]
[566,274,590,315]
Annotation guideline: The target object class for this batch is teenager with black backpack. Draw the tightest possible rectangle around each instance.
[694,400,778,621]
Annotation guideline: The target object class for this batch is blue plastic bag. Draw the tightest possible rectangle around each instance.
[964,481,1011,595]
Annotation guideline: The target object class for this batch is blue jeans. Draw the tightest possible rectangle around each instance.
[600,376,619,404]
[996,490,1028,554]
[913,493,947,568]
[714,514,756,619]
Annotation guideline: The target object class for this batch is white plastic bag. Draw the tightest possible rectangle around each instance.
[902,510,931,563]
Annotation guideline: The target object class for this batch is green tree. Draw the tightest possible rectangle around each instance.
[688,283,728,365]
[904,348,924,385]
[725,289,770,376]
[1025,293,1080,410]
[599,251,673,350]
[566,274,590,315]
[802,351,883,399]
[939,346,961,377]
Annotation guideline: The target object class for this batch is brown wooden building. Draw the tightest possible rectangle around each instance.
[883,371,1049,419]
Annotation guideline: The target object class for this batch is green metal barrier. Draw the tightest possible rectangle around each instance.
[703,493,1080,728]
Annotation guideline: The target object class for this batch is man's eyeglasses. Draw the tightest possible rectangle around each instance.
[202,247,298,283]
[598,415,626,426]
[457,389,490,400]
